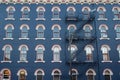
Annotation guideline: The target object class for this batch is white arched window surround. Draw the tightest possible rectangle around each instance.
[36,6,46,20]
[114,24,120,39]
[84,45,94,61]
[17,69,27,80]
[52,69,61,80]
[99,24,109,40]
[18,45,29,51]
[34,69,45,80]
[2,44,13,51]
[1,68,11,80]
[52,45,61,62]
[82,7,91,12]
[67,24,77,30]
[34,69,45,75]
[67,6,76,12]
[5,6,15,20]
[35,45,45,62]
[4,24,14,40]
[19,24,30,40]
[69,69,78,80]
[86,69,96,80]
[20,6,30,20]
[69,69,79,75]
[86,69,96,75]
[35,24,45,40]
[112,6,120,20]
[67,6,76,17]
[83,24,93,30]
[101,45,111,62]
[117,45,120,61]
[103,69,113,75]
[97,6,107,20]
[51,6,61,20]
[103,69,113,80]
[52,24,61,40]
[82,7,91,20]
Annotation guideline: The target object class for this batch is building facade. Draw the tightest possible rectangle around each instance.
[0,0,120,80]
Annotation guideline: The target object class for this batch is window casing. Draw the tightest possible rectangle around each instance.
[19,71,26,80]
[53,47,60,62]
[67,7,75,17]
[36,47,44,61]
[21,26,28,38]
[53,70,61,80]
[37,26,44,38]
[86,70,95,80]
[70,70,78,80]
[100,26,108,39]
[20,46,27,62]
[36,71,43,80]
[98,8,105,19]
[21,7,30,19]
[104,70,112,80]
[6,26,13,38]
[52,8,60,19]
[69,25,76,35]
[113,8,120,19]
[85,46,93,61]
[53,26,60,38]
[2,70,11,80]
[4,46,11,61]
[37,7,45,20]
[7,7,15,19]
[115,26,120,38]
[84,26,92,38]
[83,8,90,20]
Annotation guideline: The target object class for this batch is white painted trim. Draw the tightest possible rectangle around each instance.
[36,18,46,21]
[35,38,46,40]
[52,6,61,12]
[101,61,112,63]
[51,38,61,40]
[5,18,15,20]
[98,18,108,20]
[3,38,14,40]
[51,60,62,63]
[34,61,45,63]
[20,18,30,20]
[35,45,45,51]
[19,38,30,40]
[36,6,45,11]
[17,61,28,63]
[52,45,61,51]
[1,61,12,63]
[100,38,110,40]
[51,18,61,20]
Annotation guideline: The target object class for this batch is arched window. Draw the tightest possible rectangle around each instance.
[84,45,94,61]
[99,25,108,39]
[117,45,120,60]
[82,7,90,20]
[52,25,61,39]
[35,69,45,80]
[86,69,96,80]
[21,6,30,19]
[20,24,29,39]
[1,69,11,80]
[83,24,93,38]
[67,25,77,36]
[103,69,113,80]
[68,45,78,61]
[18,45,28,62]
[67,7,76,17]
[52,45,61,62]
[6,6,15,19]
[115,24,120,39]
[97,7,106,19]
[69,69,78,80]
[52,7,61,20]
[101,45,110,61]
[52,69,61,80]
[36,7,45,20]
[5,24,14,39]
[36,24,45,39]
[35,45,45,62]
[17,69,27,80]
[112,7,120,19]
[2,45,12,62]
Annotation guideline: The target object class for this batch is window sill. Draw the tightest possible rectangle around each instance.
[17,61,28,63]
[118,61,120,63]
[35,38,46,40]
[102,61,112,63]
[98,18,108,20]
[100,38,110,40]
[51,61,62,63]
[51,38,61,40]
[20,18,30,20]
[5,18,15,20]
[3,38,14,40]
[51,18,61,21]
[34,61,45,63]
[19,38,29,40]
[1,61,12,63]
[113,18,120,20]
[85,60,94,62]
[115,38,120,40]
[36,18,46,21]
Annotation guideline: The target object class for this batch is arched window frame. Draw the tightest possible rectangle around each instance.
[114,24,120,39]
[67,24,77,37]
[19,24,30,40]
[112,7,120,20]
[2,45,12,63]
[99,24,109,40]
[35,45,45,63]
[18,45,29,63]
[52,24,61,40]
[4,24,14,40]
[68,45,78,61]
[101,45,111,62]
[1,69,11,80]
[34,69,45,80]
[36,24,45,40]
[82,7,91,20]
[117,45,120,61]
[86,69,96,80]
[5,6,15,20]
[20,6,30,20]
[103,69,113,80]
[84,45,94,61]
[51,7,61,20]
[51,45,61,62]
[67,6,76,17]
[17,69,27,80]
[36,6,45,20]
[69,69,78,80]
[97,7,107,20]
[52,69,61,80]
[83,24,93,38]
